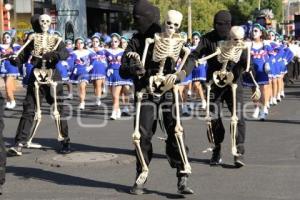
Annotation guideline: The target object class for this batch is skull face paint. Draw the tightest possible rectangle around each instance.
[39,14,51,33]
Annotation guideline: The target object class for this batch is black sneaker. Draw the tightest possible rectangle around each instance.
[130,183,145,195]
[210,146,222,166]
[234,155,245,168]
[59,141,71,154]
[177,175,194,195]
[7,144,23,156]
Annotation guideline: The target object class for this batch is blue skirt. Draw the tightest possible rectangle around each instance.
[90,61,106,80]
[180,73,192,85]
[0,60,19,77]
[106,68,133,86]
[192,65,207,82]
[56,61,70,81]
[69,66,90,83]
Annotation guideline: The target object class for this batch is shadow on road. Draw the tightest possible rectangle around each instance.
[6,166,188,199]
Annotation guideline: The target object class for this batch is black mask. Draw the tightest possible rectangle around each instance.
[133,0,160,34]
[213,10,232,40]
[31,14,42,33]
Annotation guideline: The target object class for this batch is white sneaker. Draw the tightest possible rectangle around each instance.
[102,86,107,94]
[117,109,121,119]
[272,97,277,105]
[263,106,269,115]
[276,94,281,102]
[110,110,118,120]
[280,91,285,98]
[187,90,192,97]
[201,100,207,109]
[10,101,16,109]
[259,111,266,121]
[78,102,85,110]
[66,93,73,100]
[269,99,273,106]
[5,102,10,109]
[182,104,190,115]
[96,99,101,106]
[122,106,130,116]
[252,106,260,119]
[266,102,270,109]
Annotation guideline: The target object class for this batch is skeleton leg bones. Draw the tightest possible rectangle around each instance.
[230,83,239,156]
[173,85,191,174]
[132,91,149,185]
[51,81,64,141]
[26,81,42,148]
[203,81,214,153]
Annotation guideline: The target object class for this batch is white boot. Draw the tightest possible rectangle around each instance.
[252,106,260,119]
[117,109,121,119]
[280,91,285,98]
[263,106,269,115]
[78,102,85,110]
[110,110,118,120]
[272,97,277,105]
[95,97,101,106]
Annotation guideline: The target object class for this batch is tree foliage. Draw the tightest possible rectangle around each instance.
[148,0,282,34]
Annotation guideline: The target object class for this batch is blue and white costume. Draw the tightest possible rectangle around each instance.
[268,42,284,79]
[243,41,271,86]
[56,47,75,82]
[0,43,21,77]
[22,54,34,86]
[106,48,132,86]
[69,49,91,83]
[190,45,207,82]
[89,48,107,80]
[281,45,294,75]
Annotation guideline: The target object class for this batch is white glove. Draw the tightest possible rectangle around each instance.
[107,69,114,77]
[86,65,93,72]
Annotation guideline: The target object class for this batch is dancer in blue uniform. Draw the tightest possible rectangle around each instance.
[89,34,107,106]
[69,37,92,110]
[0,32,21,109]
[106,33,131,120]
[191,31,207,110]
[243,23,271,120]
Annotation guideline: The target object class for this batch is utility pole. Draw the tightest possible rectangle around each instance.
[258,0,261,10]
[187,0,192,40]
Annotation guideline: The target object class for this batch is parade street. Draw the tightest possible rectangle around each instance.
[1,81,300,200]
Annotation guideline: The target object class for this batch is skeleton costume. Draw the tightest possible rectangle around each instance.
[120,0,193,195]
[8,14,71,156]
[186,10,251,167]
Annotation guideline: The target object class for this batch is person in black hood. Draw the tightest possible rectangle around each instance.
[7,14,71,156]
[186,10,248,168]
[120,0,194,195]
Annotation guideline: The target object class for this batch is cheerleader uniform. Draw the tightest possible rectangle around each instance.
[0,43,21,77]
[243,41,271,86]
[268,42,283,79]
[56,48,75,82]
[89,48,107,80]
[106,48,132,86]
[69,49,91,83]
[190,45,207,82]
[281,46,294,75]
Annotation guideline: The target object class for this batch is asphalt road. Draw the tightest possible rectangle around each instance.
[1,80,300,200]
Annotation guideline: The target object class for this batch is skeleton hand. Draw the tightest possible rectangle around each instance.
[251,87,261,101]
[127,52,141,61]
[127,52,145,76]
[165,70,186,87]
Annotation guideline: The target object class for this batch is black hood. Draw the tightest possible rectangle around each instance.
[213,10,232,40]
[31,14,42,33]
[133,0,160,34]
